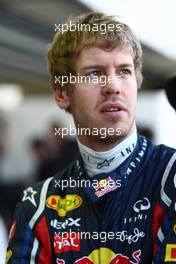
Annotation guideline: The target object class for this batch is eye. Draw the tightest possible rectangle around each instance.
[86,70,102,77]
[120,68,131,75]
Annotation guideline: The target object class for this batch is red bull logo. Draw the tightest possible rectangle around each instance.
[110,250,141,264]
[94,177,118,197]
[74,247,141,264]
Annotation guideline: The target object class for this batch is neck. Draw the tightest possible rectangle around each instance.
[77,128,138,177]
[77,125,136,151]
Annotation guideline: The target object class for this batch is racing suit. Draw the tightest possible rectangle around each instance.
[6,135,176,263]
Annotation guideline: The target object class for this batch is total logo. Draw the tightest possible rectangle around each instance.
[74,247,141,264]
[94,177,120,197]
[46,194,82,217]
[51,218,81,230]
[54,232,80,253]
[133,197,151,213]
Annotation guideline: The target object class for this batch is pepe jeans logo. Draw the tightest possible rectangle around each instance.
[46,195,82,217]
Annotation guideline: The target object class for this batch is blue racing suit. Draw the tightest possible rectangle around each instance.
[6,135,176,263]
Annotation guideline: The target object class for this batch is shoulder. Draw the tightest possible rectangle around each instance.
[14,159,79,227]
[138,135,176,209]
[14,177,53,228]
[152,143,176,209]
[144,136,176,180]
[139,134,176,162]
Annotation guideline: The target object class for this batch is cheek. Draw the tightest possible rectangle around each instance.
[78,89,99,107]
[130,93,137,108]
[71,92,91,113]
[126,86,137,110]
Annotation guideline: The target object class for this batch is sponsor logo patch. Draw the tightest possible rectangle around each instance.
[165,244,176,261]
[74,257,94,264]
[46,195,82,217]
[51,218,81,230]
[22,187,37,207]
[74,248,141,264]
[133,197,150,213]
[93,177,117,197]
[5,250,12,264]
[54,232,80,253]
[97,157,115,169]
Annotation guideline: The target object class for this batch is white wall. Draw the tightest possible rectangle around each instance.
[136,90,176,147]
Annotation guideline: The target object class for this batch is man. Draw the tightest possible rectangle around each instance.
[6,12,176,264]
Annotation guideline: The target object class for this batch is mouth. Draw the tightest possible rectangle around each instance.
[99,103,126,119]
[100,103,125,113]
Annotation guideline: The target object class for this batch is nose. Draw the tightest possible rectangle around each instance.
[102,74,122,96]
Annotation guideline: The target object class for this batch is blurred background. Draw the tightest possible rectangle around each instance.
[0,0,176,261]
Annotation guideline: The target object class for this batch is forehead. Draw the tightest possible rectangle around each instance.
[75,46,134,71]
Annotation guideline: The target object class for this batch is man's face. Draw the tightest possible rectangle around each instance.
[65,46,138,149]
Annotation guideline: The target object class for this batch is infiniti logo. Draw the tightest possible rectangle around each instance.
[133,197,151,213]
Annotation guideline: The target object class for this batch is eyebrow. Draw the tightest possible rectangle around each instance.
[79,63,134,71]
[117,63,134,68]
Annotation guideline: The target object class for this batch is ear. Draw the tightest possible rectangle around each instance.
[54,87,71,110]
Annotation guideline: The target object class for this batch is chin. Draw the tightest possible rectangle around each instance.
[92,134,124,145]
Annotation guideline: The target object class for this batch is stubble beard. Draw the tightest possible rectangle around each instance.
[76,119,135,147]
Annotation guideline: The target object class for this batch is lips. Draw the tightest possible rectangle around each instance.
[100,103,125,113]
[99,102,126,118]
